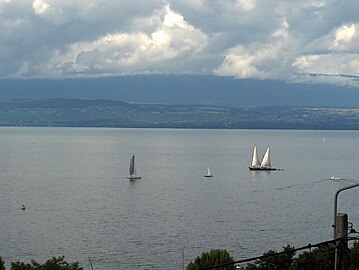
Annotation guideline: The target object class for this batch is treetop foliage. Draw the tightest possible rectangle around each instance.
[186,249,236,270]
[0,256,82,270]
[188,241,359,270]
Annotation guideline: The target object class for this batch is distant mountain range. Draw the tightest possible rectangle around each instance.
[1,75,359,107]
[1,98,359,130]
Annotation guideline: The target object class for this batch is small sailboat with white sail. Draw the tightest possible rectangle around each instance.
[249,145,277,171]
[127,154,142,180]
[204,167,213,178]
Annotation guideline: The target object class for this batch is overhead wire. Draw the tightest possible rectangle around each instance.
[197,235,359,270]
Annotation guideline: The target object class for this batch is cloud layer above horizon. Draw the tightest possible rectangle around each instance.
[0,0,358,86]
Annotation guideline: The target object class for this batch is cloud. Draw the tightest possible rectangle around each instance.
[235,0,256,12]
[293,54,359,76]
[214,18,295,79]
[38,4,207,77]
[213,1,359,86]
[0,0,358,87]
[331,23,358,51]
[292,22,359,85]
[32,0,50,15]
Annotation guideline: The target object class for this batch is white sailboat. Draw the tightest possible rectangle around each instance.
[249,145,277,171]
[204,167,213,178]
[127,154,142,180]
[260,147,271,169]
[250,145,261,169]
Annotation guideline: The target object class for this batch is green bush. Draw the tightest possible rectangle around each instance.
[10,257,82,270]
[187,249,236,270]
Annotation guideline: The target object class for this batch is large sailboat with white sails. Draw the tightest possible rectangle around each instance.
[249,145,277,171]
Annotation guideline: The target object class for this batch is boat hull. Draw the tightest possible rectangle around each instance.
[204,175,213,178]
[127,175,142,180]
[249,167,277,171]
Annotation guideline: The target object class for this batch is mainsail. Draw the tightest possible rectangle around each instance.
[127,154,141,179]
[129,155,135,176]
[204,167,213,177]
[260,147,271,168]
[251,145,260,168]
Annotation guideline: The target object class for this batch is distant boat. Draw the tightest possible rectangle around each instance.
[331,176,341,180]
[127,155,141,180]
[249,145,277,171]
[21,205,25,210]
[204,167,213,178]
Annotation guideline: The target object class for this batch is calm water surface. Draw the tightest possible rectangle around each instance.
[1,127,359,269]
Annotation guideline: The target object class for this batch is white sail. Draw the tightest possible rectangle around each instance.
[260,147,271,168]
[204,167,213,177]
[251,145,260,167]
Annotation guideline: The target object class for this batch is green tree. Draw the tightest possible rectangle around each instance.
[349,241,359,270]
[186,249,236,270]
[244,245,295,270]
[289,250,317,270]
[10,256,83,270]
[289,244,334,270]
[0,257,5,270]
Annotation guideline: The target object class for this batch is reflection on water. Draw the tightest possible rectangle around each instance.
[1,128,359,270]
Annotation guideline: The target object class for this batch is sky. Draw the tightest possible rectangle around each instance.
[0,0,358,87]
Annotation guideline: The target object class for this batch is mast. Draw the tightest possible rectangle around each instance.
[260,147,271,168]
[129,155,135,176]
[251,145,260,167]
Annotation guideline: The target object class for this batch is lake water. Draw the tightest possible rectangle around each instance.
[1,127,359,270]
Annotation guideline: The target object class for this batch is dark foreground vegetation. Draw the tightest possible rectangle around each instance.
[186,242,359,270]
[2,242,359,270]
[0,256,82,270]
[1,99,359,129]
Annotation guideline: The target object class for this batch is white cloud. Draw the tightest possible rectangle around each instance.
[293,54,359,76]
[215,18,294,79]
[331,23,358,51]
[214,1,359,86]
[37,4,207,77]
[0,0,358,87]
[272,18,289,38]
[32,0,50,15]
[214,45,276,79]
[290,22,359,84]
[235,0,256,12]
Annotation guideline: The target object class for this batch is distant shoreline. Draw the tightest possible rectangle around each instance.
[1,98,359,130]
[1,125,359,131]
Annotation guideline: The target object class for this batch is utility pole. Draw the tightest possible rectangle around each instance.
[333,183,359,270]
[182,247,185,270]
[335,213,348,270]
[88,257,94,270]
[333,183,359,238]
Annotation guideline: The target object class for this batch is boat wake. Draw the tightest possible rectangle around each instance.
[276,184,300,191]
[277,177,359,191]
[317,177,359,184]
